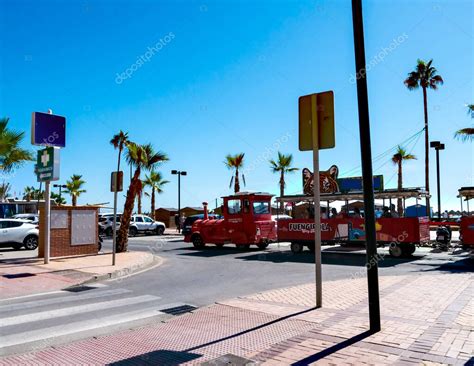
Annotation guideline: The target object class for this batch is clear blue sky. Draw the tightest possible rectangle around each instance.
[1,0,472,212]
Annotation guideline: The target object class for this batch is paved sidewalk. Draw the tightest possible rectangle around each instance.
[0,251,158,300]
[0,271,472,365]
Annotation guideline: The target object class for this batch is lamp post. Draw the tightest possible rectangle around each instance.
[171,170,187,233]
[430,141,445,220]
[53,184,67,204]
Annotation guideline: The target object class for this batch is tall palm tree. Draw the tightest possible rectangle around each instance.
[0,117,34,173]
[404,59,443,216]
[392,146,417,216]
[65,174,86,206]
[143,171,169,216]
[117,143,168,252]
[224,153,245,193]
[454,104,474,142]
[110,131,129,173]
[269,152,298,212]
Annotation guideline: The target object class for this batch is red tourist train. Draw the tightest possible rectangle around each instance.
[276,184,431,257]
[458,187,474,250]
[184,192,277,249]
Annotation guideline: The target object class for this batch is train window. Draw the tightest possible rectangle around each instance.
[227,199,241,214]
[253,201,270,214]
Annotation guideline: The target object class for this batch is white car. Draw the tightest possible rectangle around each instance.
[0,219,39,250]
[129,215,165,236]
[12,213,39,224]
[99,214,122,236]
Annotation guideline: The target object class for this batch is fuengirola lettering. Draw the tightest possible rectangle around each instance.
[288,223,330,231]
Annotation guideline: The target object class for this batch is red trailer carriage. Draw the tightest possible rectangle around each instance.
[184,192,277,249]
[458,187,474,250]
[276,189,430,257]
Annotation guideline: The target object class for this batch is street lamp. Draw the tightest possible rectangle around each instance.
[430,141,445,220]
[171,170,187,233]
[53,184,67,204]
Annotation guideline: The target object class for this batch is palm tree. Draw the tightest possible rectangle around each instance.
[110,131,129,173]
[454,104,474,142]
[404,59,443,216]
[0,182,11,201]
[23,186,36,201]
[117,142,168,252]
[51,192,66,205]
[392,146,417,216]
[224,153,245,193]
[0,117,34,173]
[269,152,298,212]
[65,174,86,206]
[143,171,169,216]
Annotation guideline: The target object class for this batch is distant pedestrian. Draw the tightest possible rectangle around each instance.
[352,207,362,218]
[381,206,392,218]
[330,207,338,218]
[390,204,399,218]
[174,214,180,232]
[179,213,186,233]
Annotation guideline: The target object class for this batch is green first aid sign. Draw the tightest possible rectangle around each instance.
[36,147,60,182]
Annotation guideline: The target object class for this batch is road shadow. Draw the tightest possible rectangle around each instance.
[414,255,474,273]
[291,329,376,365]
[108,350,201,365]
[238,250,423,267]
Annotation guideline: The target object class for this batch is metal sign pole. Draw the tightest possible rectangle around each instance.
[44,180,51,264]
[112,184,117,266]
[311,94,322,308]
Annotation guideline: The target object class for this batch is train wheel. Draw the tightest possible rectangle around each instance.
[192,235,205,249]
[402,243,416,256]
[215,243,224,248]
[389,244,403,258]
[257,242,269,250]
[291,242,304,254]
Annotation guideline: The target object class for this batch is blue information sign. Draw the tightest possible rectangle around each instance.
[31,112,66,147]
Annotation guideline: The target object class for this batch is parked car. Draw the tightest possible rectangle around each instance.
[0,219,39,250]
[11,213,39,224]
[99,214,122,236]
[182,214,222,236]
[129,215,165,236]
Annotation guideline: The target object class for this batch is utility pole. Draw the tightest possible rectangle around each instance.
[351,0,381,332]
[430,141,445,220]
[171,170,187,233]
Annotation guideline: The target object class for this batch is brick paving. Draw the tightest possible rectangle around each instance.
[0,273,472,365]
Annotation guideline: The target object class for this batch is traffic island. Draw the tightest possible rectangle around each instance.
[0,251,160,300]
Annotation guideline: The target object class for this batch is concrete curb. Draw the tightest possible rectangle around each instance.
[80,254,163,284]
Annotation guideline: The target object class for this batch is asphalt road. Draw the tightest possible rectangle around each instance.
[0,235,471,357]
[102,235,472,306]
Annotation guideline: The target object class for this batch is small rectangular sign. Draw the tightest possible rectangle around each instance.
[36,147,60,182]
[299,91,335,151]
[337,175,384,193]
[31,112,66,147]
[110,171,123,192]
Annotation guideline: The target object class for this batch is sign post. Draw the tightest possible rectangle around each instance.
[32,110,65,265]
[110,171,123,266]
[36,146,60,264]
[299,91,335,308]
